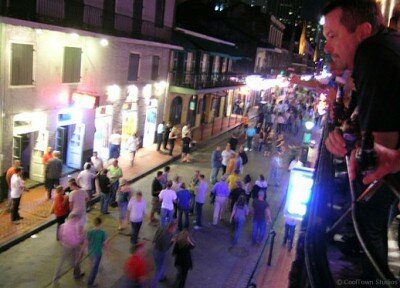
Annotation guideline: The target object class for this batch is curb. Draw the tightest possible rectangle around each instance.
[0,119,249,253]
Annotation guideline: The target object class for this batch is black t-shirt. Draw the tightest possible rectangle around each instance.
[98,174,110,194]
[152,178,162,197]
[353,29,400,135]
[229,137,239,151]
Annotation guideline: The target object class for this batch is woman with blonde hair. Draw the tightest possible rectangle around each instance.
[173,229,195,288]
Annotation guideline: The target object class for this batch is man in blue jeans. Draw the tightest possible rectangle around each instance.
[97,169,111,214]
[252,191,272,245]
[194,174,208,230]
[176,183,191,230]
[158,181,177,228]
[245,125,256,151]
[151,222,177,287]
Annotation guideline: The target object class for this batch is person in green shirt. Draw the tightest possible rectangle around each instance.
[108,159,123,204]
[85,217,108,287]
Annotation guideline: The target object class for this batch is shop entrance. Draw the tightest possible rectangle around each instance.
[170,96,182,125]
[56,124,85,169]
[13,133,32,176]
[93,105,113,160]
[187,95,197,127]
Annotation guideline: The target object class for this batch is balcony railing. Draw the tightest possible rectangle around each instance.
[2,0,172,44]
[169,72,246,90]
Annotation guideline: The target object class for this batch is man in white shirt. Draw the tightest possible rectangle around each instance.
[288,155,303,171]
[77,164,96,201]
[68,181,89,227]
[90,151,104,172]
[158,180,177,228]
[108,129,122,159]
[127,191,147,245]
[156,121,165,151]
[194,174,208,230]
[10,167,26,223]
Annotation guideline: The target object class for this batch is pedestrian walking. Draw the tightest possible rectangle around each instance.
[117,178,131,231]
[230,195,249,246]
[10,167,27,223]
[159,181,177,228]
[221,144,233,174]
[173,230,195,288]
[68,180,89,228]
[151,222,177,287]
[109,129,122,159]
[163,123,172,150]
[252,192,272,245]
[254,175,268,200]
[125,242,150,288]
[227,170,241,192]
[160,166,170,188]
[245,125,256,151]
[98,169,111,214]
[243,174,253,203]
[238,145,248,169]
[157,121,165,151]
[194,175,208,230]
[168,127,178,156]
[127,191,147,245]
[6,160,21,210]
[228,134,239,151]
[85,217,108,287]
[108,159,123,205]
[229,181,245,212]
[268,152,281,187]
[181,134,192,163]
[211,175,230,225]
[210,146,222,184]
[77,164,96,209]
[50,186,69,240]
[188,170,200,215]
[126,133,140,167]
[90,151,104,173]
[226,153,237,175]
[283,216,297,251]
[53,213,85,285]
[176,183,191,231]
[45,151,62,200]
[150,171,163,224]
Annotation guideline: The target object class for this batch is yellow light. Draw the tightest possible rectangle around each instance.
[107,85,121,102]
[100,39,109,47]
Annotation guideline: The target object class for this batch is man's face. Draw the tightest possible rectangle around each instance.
[323,8,360,71]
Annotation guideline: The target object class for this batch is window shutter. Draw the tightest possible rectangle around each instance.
[11,43,34,85]
[63,47,82,83]
[128,53,140,81]
[151,55,160,80]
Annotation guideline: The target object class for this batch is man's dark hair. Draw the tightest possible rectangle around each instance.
[166,180,173,188]
[94,217,102,226]
[164,166,170,172]
[200,174,205,179]
[323,0,384,33]
[157,171,163,177]
[15,167,22,173]
[86,163,91,170]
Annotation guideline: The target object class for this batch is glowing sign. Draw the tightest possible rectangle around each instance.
[71,92,99,109]
[284,167,314,220]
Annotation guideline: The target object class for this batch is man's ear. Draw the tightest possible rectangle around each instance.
[356,22,372,42]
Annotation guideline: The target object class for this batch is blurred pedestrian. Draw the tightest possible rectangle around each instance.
[150,171,163,224]
[268,152,281,187]
[228,134,239,151]
[238,145,248,170]
[229,181,245,212]
[173,230,195,288]
[163,123,172,150]
[227,170,241,192]
[194,175,208,230]
[151,222,177,287]
[181,133,192,163]
[245,125,256,151]
[98,169,111,215]
[90,151,104,173]
[125,242,150,288]
[108,159,123,205]
[283,216,297,251]
[254,175,268,200]
[160,166,170,188]
[157,121,165,151]
[252,192,272,245]
[10,167,27,223]
[127,191,147,245]
[211,175,230,225]
[109,129,122,159]
[176,183,191,231]
[221,144,233,174]
[226,153,237,175]
[117,179,131,231]
[68,180,89,228]
[168,127,178,156]
[50,185,69,240]
[85,217,108,287]
[45,151,62,200]
[210,146,222,184]
[230,195,249,246]
[42,146,53,164]
[77,163,96,209]
[159,181,177,228]
[188,170,200,215]
[53,213,85,285]
[243,174,252,203]
[126,133,140,167]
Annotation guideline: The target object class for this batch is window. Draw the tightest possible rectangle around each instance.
[11,43,34,85]
[151,55,160,80]
[128,53,140,81]
[155,0,165,27]
[63,47,82,83]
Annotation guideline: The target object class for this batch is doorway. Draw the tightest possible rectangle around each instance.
[170,96,183,125]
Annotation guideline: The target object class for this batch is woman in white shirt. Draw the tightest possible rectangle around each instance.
[221,143,233,175]
[126,133,140,167]
[255,175,268,200]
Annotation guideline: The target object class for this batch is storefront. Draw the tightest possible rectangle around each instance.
[93,105,113,160]
[121,85,139,151]
[13,112,48,182]
[187,95,197,127]
[142,84,158,147]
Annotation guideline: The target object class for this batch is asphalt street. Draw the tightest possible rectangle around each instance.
[0,130,297,288]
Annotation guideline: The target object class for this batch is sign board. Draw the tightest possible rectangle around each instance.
[71,92,99,109]
[284,167,314,221]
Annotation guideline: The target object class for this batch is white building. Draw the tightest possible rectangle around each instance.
[0,0,179,194]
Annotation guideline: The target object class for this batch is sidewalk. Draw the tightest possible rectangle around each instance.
[0,111,255,252]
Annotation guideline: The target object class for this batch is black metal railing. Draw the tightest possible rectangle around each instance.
[2,0,172,44]
[169,72,246,90]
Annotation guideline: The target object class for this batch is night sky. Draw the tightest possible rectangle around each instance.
[302,0,330,21]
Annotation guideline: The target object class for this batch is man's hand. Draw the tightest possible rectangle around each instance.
[325,128,347,157]
[362,143,400,185]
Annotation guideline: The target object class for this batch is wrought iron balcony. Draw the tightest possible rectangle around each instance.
[2,0,172,44]
[169,72,246,90]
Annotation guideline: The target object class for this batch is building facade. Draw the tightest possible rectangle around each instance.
[0,0,178,198]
